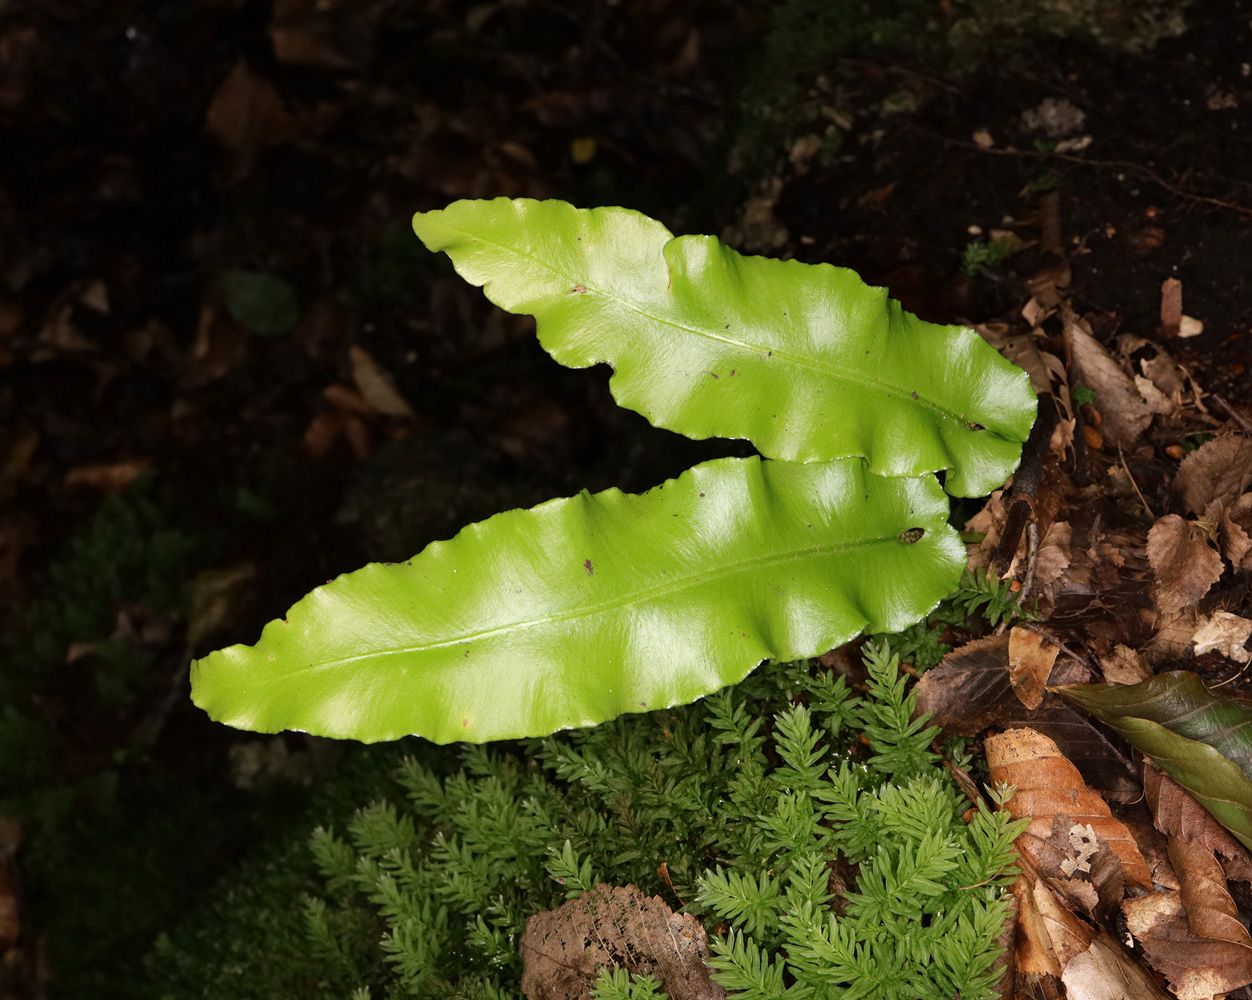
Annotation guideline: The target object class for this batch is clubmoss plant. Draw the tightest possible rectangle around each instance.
[213,644,1024,999]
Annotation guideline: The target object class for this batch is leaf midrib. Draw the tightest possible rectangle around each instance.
[264,528,936,678]
[465,226,969,428]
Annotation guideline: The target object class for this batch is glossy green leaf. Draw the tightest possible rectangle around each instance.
[1055,673,1252,850]
[412,198,1036,497]
[191,456,964,744]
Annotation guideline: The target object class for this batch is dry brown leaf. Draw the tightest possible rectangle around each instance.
[1064,312,1153,448]
[1175,435,1252,516]
[1009,628,1060,710]
[1142,607,1202,663]
[204,61,295,182]
[322,383,373,416]
[1144,761,1252,883]
[343,414,370,461]
[1012,875,1063,979]
[1024,879,1171,998]
[964,489,1010,573]
[1221,493,1252,571]
[915,635,1139,799]
[987,728,1152,889]
[269,0,366,68]
[64,457,154,493]
[975,324,1066,397]
[1133,374,1177,416]
[1122,838,1252,1000]
[1146,514,1224,613]
[1034,520,1073,586]
[186,300,247,386]
[1141,354,1187,400]
[349,345,415,418]
[721,177,787,253]
[1061,931,1175,1000]
[1190,610,1252,664]
[1098,644,1152,685]
[519,884,724,1000]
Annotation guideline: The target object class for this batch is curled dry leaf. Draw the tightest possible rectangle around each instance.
[188,563,257,647]
[1064,312,1152,448]
[975,323,1067,397]
[1123,837,1252,1000]
[1144,761,1252,883]
[987,728,1152,890]
[1174,435,1252,516]
[1190,610,1252,665]
[519,884,724,1000]
[1028,877,1172,1000]
[1008,627,1060,710]
[1146,514,1224,614]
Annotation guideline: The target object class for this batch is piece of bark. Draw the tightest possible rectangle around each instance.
[520,884,724,1000]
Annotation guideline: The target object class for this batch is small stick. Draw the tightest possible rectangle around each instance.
[1213,393,1252,436]
[1117,443,1154,520]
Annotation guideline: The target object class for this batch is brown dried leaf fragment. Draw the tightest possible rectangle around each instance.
[519,884,724,1000]
[204,61,296,182]
[1009,628,1060,710]
[1190,611,1252,664]
[1098,644,1152,685]
[1064,312,1152,448]
[349,345,415,418]
[1146,514,1224,613]
[987,728,1152,890]
[1029,878,1172,999]
[1175,435,1252,516]
[1144,761,1252,883]
[1222,493,1252,571]
[1123,838,1252,1000]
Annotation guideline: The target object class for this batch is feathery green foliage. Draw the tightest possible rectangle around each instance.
[245,642,1026,999]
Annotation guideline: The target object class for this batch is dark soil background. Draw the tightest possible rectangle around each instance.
[1,0,1250,995]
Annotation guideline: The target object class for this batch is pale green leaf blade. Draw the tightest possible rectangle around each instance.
[191,456,963,744]
[1055,673,1252,850]
[412,198,1036,496]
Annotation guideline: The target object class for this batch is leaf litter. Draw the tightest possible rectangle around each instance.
[913,200,1252,998]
